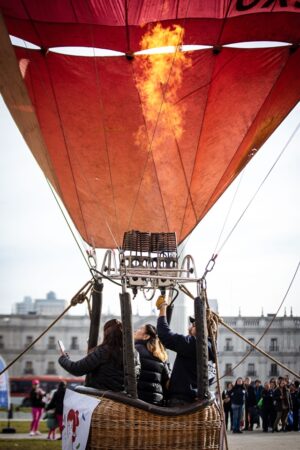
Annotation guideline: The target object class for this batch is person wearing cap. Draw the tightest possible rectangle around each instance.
[29,379,46,436]
[156,297,215,406]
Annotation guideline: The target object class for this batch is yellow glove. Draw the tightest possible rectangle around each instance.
[156,295,167,310]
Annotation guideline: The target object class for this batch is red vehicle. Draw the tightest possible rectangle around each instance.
[10,375,84,406]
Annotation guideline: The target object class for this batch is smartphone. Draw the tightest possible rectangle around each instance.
[57,339,65,353]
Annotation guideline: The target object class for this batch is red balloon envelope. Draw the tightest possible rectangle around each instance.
[0,1,299,248]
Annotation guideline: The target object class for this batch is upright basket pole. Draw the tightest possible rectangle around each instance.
[120,289,138,398]
[194,292,209,400]
[88,280,103,351]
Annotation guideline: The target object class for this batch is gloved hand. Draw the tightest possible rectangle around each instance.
[156,295,168,310]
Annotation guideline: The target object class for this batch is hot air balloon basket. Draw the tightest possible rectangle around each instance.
[87,396,222,450]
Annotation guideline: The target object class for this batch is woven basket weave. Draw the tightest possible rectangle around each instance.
[87,397,221,450]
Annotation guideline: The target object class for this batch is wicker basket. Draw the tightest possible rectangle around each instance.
[87,397,221,450]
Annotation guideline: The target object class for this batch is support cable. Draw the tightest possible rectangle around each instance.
[216,122,300,255]
[0,280,94,376]
[216,259,300,381]
[180,263,300,380]
[199,281,228,450]
[46,178,92,270]
[216,313,300,380]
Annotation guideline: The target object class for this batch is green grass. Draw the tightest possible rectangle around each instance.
[0,440,61,450]
[0,420,48,433]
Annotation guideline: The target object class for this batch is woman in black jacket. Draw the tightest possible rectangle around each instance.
[46,381,66,437]
[222,382,233,430]
[59,319,140,391]
[134,323,170,405]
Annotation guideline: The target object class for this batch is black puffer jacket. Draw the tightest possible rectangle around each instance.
[59,345,140,392]
[135,340,170,405]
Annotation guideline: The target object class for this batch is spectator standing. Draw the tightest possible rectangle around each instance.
[254,379,263,428]
[290,381,299,431]
[244,377,256,431]
[29,379,45,436]
[261,381,273,432]
[230,377,245,433]
[222,382,233,431]
[46,381,66,439]
[273,379,292,432]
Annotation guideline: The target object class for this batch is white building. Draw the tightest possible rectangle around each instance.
[0,312,157,378]
[217,310,300,386]
[1,301,299,389]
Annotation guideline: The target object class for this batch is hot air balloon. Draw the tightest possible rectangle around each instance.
[0,1,299,449]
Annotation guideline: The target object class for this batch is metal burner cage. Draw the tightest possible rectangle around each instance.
[100,230,198,293]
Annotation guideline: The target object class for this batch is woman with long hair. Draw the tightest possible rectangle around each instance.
[134,323,170,405]
[59,319,140,391]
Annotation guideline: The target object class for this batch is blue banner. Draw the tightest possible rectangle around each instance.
[0,356,10,409]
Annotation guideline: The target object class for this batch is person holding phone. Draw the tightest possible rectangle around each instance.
[58,319,140,391]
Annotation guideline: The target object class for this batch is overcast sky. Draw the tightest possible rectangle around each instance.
[0,95,299,318]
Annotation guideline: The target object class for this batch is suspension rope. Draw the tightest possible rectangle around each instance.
[200,283,228,450]
[20,38,92,270]
[216,121,300,255]
[216,313,300,380]
[180,264,300,381]
[46,179,92,270]
[217,260,300,381]
[213,170,245,255]
[0,280,94,377]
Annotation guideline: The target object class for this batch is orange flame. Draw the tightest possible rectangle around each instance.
[134,24,191,148]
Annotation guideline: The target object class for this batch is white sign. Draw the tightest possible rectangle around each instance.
[62,389,100,450]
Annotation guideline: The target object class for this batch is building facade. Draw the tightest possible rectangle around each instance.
[0,312,156,378]
[1,303,299,386]
[217,312,300,386]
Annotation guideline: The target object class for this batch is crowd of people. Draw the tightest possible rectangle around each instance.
[28,298,215,438]
[221,375,300,433]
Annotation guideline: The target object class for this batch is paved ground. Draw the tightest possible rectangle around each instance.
[227,429,299,450]
[0,429,299,449]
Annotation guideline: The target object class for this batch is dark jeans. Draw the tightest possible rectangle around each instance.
[262,408,272,431]
[232,404,243,432]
